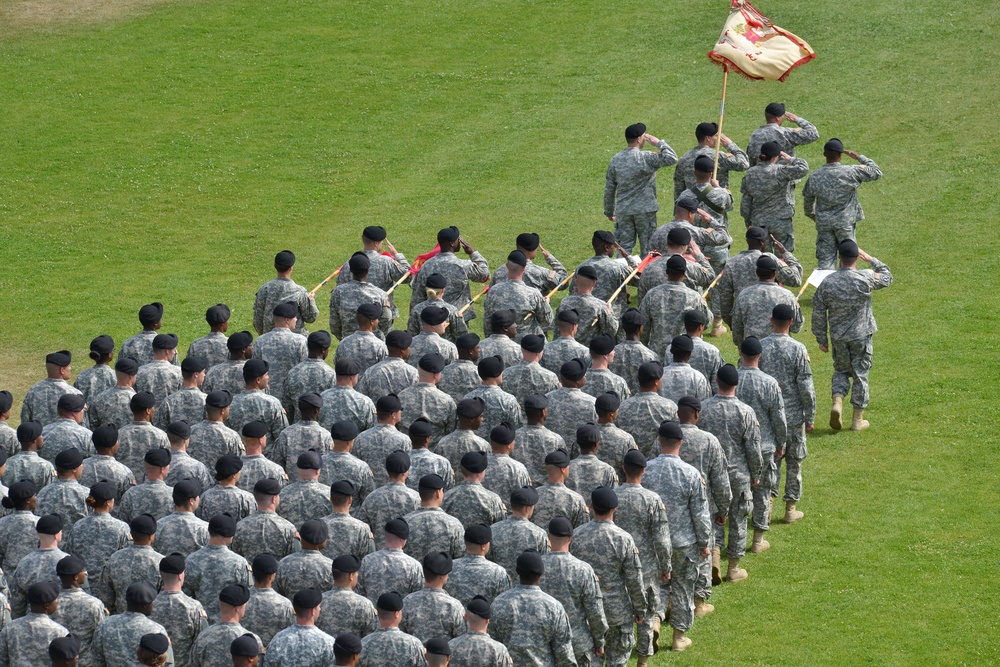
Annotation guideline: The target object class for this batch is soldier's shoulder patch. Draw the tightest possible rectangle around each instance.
[659,501,666,511]
[104,607,110,615]
[127,532,134,541]
[874,273,882,281]
[791,127,802,132]
[294,531,301,539]
[368,531,375,539]
[199,609,207,618]
[281,407,287,415]
[547,271,556,280]
[3,600,9,612]
[368,470,375,478]
[282,472,289,481]
[806,354,812,362]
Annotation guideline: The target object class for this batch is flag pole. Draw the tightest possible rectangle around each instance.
[795,270,815,301]
[712,66,729,181]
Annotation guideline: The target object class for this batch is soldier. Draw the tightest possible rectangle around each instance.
[335,225,411,322]
[618,362,679,458]
[74,335,117,407]
[398,353,456,446]
[242,553,294,647]
[0,481,39,573]
[677,156,735,275]
[282,331,336,421]
[483,252,553,341]
[232,479,300,563]
[594,393,639,481]
[583,334,630,404]
[660,335,711,403]
[512,395,566,486]
[351,395,409,487]
[406,419,454,492]
[120,303,169,368]
[400,552,465,642]
[541,310,590,376]
[197,455,256,522]
[544,358,598,452]
[187,304,232,370]
[334,304,389,371]
[539,516,607,667]
[317,360,376,439]
[714,226,803,327]
[638,226,715,300]
[730,255,804,344]
[4,422,54,489]
[477,311,521,370]
[154,480,210,558]
[154,356,207,431]
[87,357,139,429]
[448,596,513,667]
[355,451,419,550]
[566,424,618,502]
[746,102,820,167]
[91,582,176,667]
[639,255,711,359]
[641,422,711,652]
[409,226,490,323]
[36,449,88,528]
[403,475,465,561]
[674,122,749,196]
[604,123,678,256]
[117,448,174,522]
[740,143,810,251]
[318,480,375,562]
[184,513,253,622]
[274,520,334,598]
[442,452,507,528]
[319,423,376,509]
[189,585,262,667]
[265,587,338,665]
[436,398,489,480]
[500,335,559,408]
[812,240,893,430]
[407,273,468,342]
[572,230,639,319]
[254,302,309,398]
[683,310,724,391]
[227,359,288,443]
[409,307,459,368]
[487,487,548,581]
[357,331,419,402]
[462,357,524,441]
[482,423,531,504]
[165,421,214,491]
[135,334,183,406]
[359,591,426,667]
[38,395,91,464]
[101,513,164,614]
[21,351,84,427]
[445,524,510,606]
[114,392,168,478]
[490,550,576,666]
[491,232,568,294]
[239,421,288,492]
[647,198,730,266]
[0,582,68,667]
[609,309,660,396]
[699,365,762,582]
[151,552,209,667]
[188,391,243,471]
[760,304,816,522]
[317,554,378,638]
[50,555,105,666]
[62,483,129,602]
[253,250,319,336]
[203,331,254,397]
[533,448,588,529]
[356,519,424,603]
[435,334,479,403]
[277,451,332,529]
[803,139,883,269]
[559,268,619,347]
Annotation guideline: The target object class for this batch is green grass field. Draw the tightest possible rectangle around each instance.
[2,0,998,663]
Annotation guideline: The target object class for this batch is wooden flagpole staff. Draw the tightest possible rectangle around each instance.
[703,270,724,298]
[384,271,411,297]
[309,265,344,298]
[452,285,490,321]
[524,271,575,321]
[712,66,729,181]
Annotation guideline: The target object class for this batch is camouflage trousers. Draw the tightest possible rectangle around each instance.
[752,452,777,531]
[704,246,730,319]
[694,531,714,601]
[815,224,855,270]
[777,423,808,502]
[603,622,636,667]
[667,544,700,633]
[832,335,873,408]
[613,211,658,258]
[714,481,752,559]
[635,583,659,657]
[575,649,596,667]
[762,218,795,252]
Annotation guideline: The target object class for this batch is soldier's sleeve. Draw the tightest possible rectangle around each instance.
[535,294,554,329]
[854,156,883,182]
[744,415,763,483]
[409,271,427,310]
[811,286,829,347]
[673,160,686,201]
[782,157,811,181]
[328,293,343,340]
[449,310,469,336]
[797,349,817,425]
[723,142,750,171]
[790,300,805,334]
[771,386,787,448]
[710,447,733,514]
[543,254,569,292]
[600,305,620,338]
[360,468,376,504]
[406,310,421,335]
[651,140,679,168]
[551,606,579,667]
[691,254,715,288]
[488,605,510,644]
[300,289,319,324]
[651,501,672,575]
[584,570,609,650]
[466,252,491,283]
[18,397,31,425]
[729,298,744,340]
[638,299,653,346]
[740,180,754,224]
[390,253,410,280]
[789,117,820,145]
[802,178,816,219]
[689,477,713,548]
[604,162,618,218]
[778,251,804,287]
[378,302,393,335]
[715,271,735,322]
[869,259,893,289]
[253,289,266,335]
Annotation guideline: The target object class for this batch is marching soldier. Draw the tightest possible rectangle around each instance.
[253,250,318,336]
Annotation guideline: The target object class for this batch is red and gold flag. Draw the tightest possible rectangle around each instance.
[409,244,441,275]
[708,0,815,81]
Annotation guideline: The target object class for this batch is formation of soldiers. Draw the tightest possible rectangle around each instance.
[0,103,894,667]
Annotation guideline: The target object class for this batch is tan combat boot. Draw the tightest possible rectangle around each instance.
[710,317,728,337]
[750,529,770,553]
[651,615,661,654]
[694,597,715,617]
[726,557,748,582]
[671,628,693,652]
[830,394,844,430]
[711,546,722,586]
[783,502,804,523]
[637,657,648,667]
[851,407,870,431]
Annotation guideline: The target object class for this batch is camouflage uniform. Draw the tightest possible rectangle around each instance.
[737,367,786,532]
[407,297,468,342]
[90,611,175,667]
[152,589,208,667]
[714,248,803,324]
[647,219,730,265]
[273,550,334,598]
[739,157,811,250]
[409,250,491,322]
[335,248,410,320]
[408,333,458,368]
[492,255,568,294]
[39,418,93,463]
[638,283,712,359]
[511,425,566,485]
[120,331,158,368]
[482,453,531,505]
[63,513,130,588]
[357,357,419,402]
[398,383,457,446]
[582,368,630,404]
[277,480,332,529]
[477,336,522,371]
[539,338,591,377]
[731,282,804,344]
[677,183,735,274]
[356,483,419,551]
[539,551,608,665]
[9,547,68,617]
[334,331,389,373]
[355,548,424,603]
[196,484,256,523]
[183,544,253,622]
[400,587,466,641]
[282,357,336,422]
[566,456,618,503]
[449,630,513,667]
[435,430,490,479]
[556,294,619,347]
[242,586,294,647]
[202,360,246,397]
[232,511,300,563]
[116,421,170,478]
[463,386,524,442]
[153,387,207,432]
[617,392,678,459]
[0,423,15,459]
[154,512,210,558]
[543,388,597,455]
[318,451,375,507]
[20,379,83,427]
[532,483,588,530]
[272,419,335,478]
[187,332,230,369]
[609,341,660,396]
[760,332,816,501]
[352,424,410,488]
[101,544,164,613]
[690,335,724,393]
[254,329,308,401]
[317,586,378,638]
[191,622,261,667]
[445,554,511,606]
[187,421,243,471]
[490,584,577,667]
[36,478,88,528]
[674,142,749,196]
[596,424,638,482]
[604,139,678,256]
[253,276,319,336]
[487,516,550,582]
[1,451,54,491]
[482,281,553,341]
[659,362,712,404]
[637,252,715,301]
[227,389,288,444]
[699,395,762,559]
[747,116,820,167]
[237,454,288,493]
[51,587,106,666]
[74,365,117,406]
[403,507,465,561]
[501,362,560,408]
[135,361,183,407]
[88,386,136,430]
[0,512,37,574]
[319,512,375,562]
[570,254,640,319]
[812,258,893,408]
[0,613,69,667]
[442,482,507,527]
[406,449,455,492]
[265,623,338,664]
[359,627,427,667]
[803,156,883,269]
[167,450,214,492]
[117,479,174,523]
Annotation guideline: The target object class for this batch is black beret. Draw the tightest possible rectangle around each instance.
[363,225,387,241]
[88,481,117,502]
[425,637,452,656]
[54,448,84,470]
[385,518,409,539]
[173,479,202,502]
[757,255,779,272]
[717,363,739,387]
[824,137,845,153]
[696,121,719,139]
[152,333,178,350]
[548,516,574,537]
[760,141,781,158]
[418,352,447,373]
[741,336,763,356]
[275,250,296,267]
[334,633,362,655]
[418,474,446,491]
[227,331,254,351]
[130,513,158,536]
[524,394,548,411]
[0,391,12,415]
[638,361,663,383]
[273,301,298,319]
[516,550,544,575]
[139,633,170,655]
[671,335,694,354]
[300,519,329,544]
[467,595,491,619]
[839,239,860,258]
[293,587,323,609]
[252,552,279,575]
[510,486,539,506]
[461,451,488,473]
[215,454,243,478]
[765,102,785,117]
[45,350,73,366]
[408,418,434,439]
[624,123,646,140]
[544,447,571,468]
[437,226,461,244]
[694,155,715,174]
[456,397,486,418]
[377,591,404,612]
[673,199,699,216]
[27,581,60,604]
[683,309,709,326]
[559,358,587,381]
[209,513,237,537]
[385,450,411,474]
[387,330,414,349]
[144,448,172,468]
[667,227,692,246]
[556,308,580,325]
[589,334,616,356]
[593,230,616,246]
[139,302,164,326]
[130,391,156,411]
[507,250,527,267]
[478,355,505,379]
[425,272,447,289]
[206,304,231,325]
[520,334,545,353]
[576,264,598,281]
[621,308,645,327]
[490,309,516,329]
[332,554,362,574]
[8,480,37,501]
[231,634,261,657]
[335,358,362,376]
[376,394,402,413]
[56,554,87,576]
[37,513,64,535]
[219,583,250,606]
[205,390,233,409]
[595,392,620,413]
[666,254,687,273]
[90,335,115,355]
[423,551,453,576]
[181,356,208,373]
[254,478,282,496]
[516,233,540,251]
[623,449,648,469]
[420,306,448,326]
[464,523,492,545]
[297,449,323,470]
[159,554,185,578]
[772,303,795,321]
[48,635,82,660]
[454,332,480,350]
[242,358,269,380]
[746,226,769,241]
[658,420,684,440]
[126,581,157,606]
[331,420,360,441]
[591,485,618,511]
[330,480,356,497]
[357,303,382,321]
[576,423,601,447]
[242,420,267,439]
[677,396,702,411]
[307,331,332,348]
[56,394,85,413]
[490,422,515,445]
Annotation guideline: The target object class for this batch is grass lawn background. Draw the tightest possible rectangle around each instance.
[1,0,998,663]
